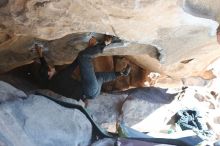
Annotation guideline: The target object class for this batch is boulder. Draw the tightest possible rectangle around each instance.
[0,81,92,146]
[120,87,176,127]
[87,93,127,132]
[85,87,177,133]
[0,80,27,102]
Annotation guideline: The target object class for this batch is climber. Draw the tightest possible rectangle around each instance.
[35,35,131,104]
[217,24,220,44]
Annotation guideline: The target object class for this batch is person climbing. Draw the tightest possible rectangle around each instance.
[217,24,220,45]
[35,35,131,104]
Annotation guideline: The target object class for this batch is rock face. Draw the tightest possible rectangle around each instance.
[121,87,175,126]
[0,80,27,102]
[86,87,177,133]
[0,81,92,146]
[0,77,220,145]
[0,0,220,80]
[91,138,115,146]
[0,0,219,40]
[86,93,127,132]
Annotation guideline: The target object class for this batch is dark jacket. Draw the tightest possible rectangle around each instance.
[38,57,50,88]
[48,67,83,101]
[39,56,83,100]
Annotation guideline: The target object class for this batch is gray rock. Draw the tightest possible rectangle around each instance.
[86,87,176,132]
[30,89,85,107]
[0,81,27,102]
[0,85,92,146]
[91,138,115,146]
[87,93,127,132]
[121,87,176,126]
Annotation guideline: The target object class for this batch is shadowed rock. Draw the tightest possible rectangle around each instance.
[0,0,8,8]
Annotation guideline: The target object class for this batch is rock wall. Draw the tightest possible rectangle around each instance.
[0,0,220,82]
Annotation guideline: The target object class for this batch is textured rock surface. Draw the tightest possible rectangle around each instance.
[0,0,219,40]
[121,87,175,126]
[88,85,220,140]
[87,93,127,132]
[91,138,115,146]
[0,81,92,146]
[0,0,220,80]
[1,74,220,144]
[0,80,27,102]
[85,87,177,133]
